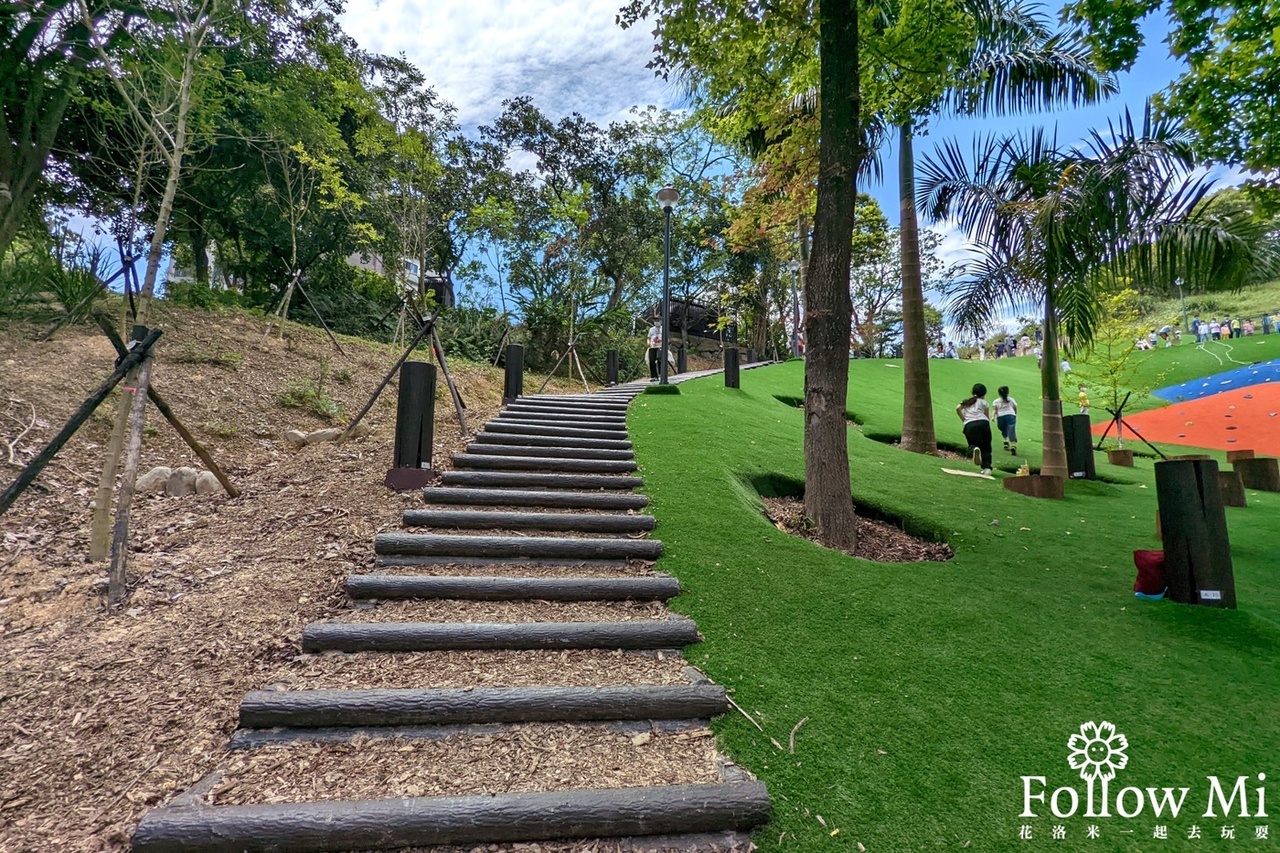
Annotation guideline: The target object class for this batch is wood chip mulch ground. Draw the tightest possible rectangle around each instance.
[761,497,954,563]
[205,726,721,805]
[265,650,692,690]
[329,598,673,624]
[0,307,601,852]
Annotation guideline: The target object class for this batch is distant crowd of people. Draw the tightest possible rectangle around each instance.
[1186,313,1275,344]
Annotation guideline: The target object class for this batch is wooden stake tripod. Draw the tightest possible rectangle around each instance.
[263,268,347,357]
[1093,391,1167,459]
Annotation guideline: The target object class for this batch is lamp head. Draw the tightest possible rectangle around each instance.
[656,186,679,212]
[787,260,801,272]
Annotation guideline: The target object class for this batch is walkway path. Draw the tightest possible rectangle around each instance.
[131,381,770,852]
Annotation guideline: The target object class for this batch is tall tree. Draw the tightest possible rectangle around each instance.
[918,108,1276,480]
[896,2,1115,454]
[1065,0,1280,182]
[0,0,132,259]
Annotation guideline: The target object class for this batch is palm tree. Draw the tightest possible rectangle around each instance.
[898,1,1117,454]
[917,107,1276,480]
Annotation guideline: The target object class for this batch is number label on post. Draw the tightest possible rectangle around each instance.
[1199,590,1222,601]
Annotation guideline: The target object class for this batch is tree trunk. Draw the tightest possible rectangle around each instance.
[898,124,937,454]
[749,263,773,355]
[192,210,208,287]
[804,0,860,550]
[1040,283,1067,479]
[107,352,154,609]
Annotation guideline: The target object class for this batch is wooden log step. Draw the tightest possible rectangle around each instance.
[485,419,628,436]
[508,401,629,414]
[347,573,678,601]
[375,532,662,560]
[402,508,655,533]
[464,443,635,461]
[301,618,701,652]
[374,555,630,569]
[420,487,649,510]
[440,471,644,490]
[131,782,772,853]
[452,454,637,474]
[499,410,627,424]
[239,684,724,729]
[473,431,633,450]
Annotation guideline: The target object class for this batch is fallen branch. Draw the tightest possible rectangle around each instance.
[789,716,809,754]
[0,329,163,516]
[4,400,36,465]
[725,695,765,733]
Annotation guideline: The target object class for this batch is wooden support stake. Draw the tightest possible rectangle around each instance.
[0,330,163,517]
[94,316,240,497]
[430,325,469,437]
[294,279,347,357]
[90,354,138,561]
[108,349,155,609]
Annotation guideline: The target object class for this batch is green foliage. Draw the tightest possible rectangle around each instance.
[166,278,246,310]
[0,246,45,321]
[202,421,237,438]
[1065,0,1280,174]
[277,378,342,421]
[437,304,512,364]
[172,345,243,368]
[1073,288,1161,435]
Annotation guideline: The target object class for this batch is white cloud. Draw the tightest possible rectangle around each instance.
[340,0,682,127]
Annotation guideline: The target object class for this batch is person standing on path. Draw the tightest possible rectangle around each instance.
[646,317,663,381]
[957,383,993,475]
[991,386,1018,455]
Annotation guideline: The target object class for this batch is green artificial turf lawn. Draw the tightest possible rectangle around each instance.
[628,357,1280,852]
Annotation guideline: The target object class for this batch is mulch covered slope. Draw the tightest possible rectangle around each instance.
[0,305,571,851]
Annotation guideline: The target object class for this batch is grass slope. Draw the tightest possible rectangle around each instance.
[630,359,1280,852]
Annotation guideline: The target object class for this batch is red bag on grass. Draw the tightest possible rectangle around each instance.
[1133,550,1167,596]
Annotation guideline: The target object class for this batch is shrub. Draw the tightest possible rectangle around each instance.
[277,379,342,420]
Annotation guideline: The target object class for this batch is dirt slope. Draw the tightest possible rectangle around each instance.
[0,302,563,851]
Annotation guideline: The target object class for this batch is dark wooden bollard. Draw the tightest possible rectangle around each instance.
[1062,413,1096,479]
[503,344,524,403]
[386,361,436,491]
[1234,457,1280,491]
[724,347,740,389]
[1218,469,1247,507]
[1226,449,1256,463]
[606,349,619,386]
[746,348,756,364]
[677,345,687,374]
[1155,458,1235,608]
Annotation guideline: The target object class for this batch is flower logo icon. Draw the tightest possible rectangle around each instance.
[1067,721,1129,782]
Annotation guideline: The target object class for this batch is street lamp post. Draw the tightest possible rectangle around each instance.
[1175,278,1189,344]
[656,186,679,384]
[787,259,801,358]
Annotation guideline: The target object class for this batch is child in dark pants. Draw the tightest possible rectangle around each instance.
[956,383,993,475]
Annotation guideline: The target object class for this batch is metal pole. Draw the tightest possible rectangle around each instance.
[660,207,671,385]
[1177,281,1189,342]
[790,269,801,357]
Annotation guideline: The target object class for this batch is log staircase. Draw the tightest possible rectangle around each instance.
[132,382,770,852]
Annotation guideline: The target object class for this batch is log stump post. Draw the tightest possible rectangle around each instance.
[1001,474,1064,500]
[724,347,740,389]
[1226,449,1256,463]
[1218,469,1247,507]
[503,344,524,404]
[386,361,436,491]
[677,345,687,375]
[1107,449,1134,467]
[746,348,756,364]
[1234,457,1280,492]
[605,349,619,386]
[1155,458,1236,608]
